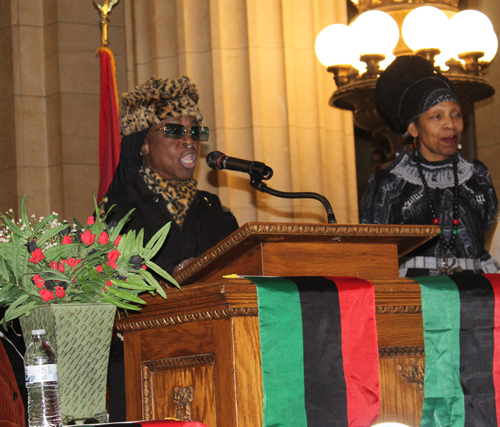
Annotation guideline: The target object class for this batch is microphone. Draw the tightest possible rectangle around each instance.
[206,151,273,180]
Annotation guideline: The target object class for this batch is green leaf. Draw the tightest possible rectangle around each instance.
[0,285,23,305]
[43,243,78,261]
[102,293,142,311]
[110,278,153,291]
[145,222,171,254]
[139,268,167,299]
[33,214,59,235]
[36,224,70,247]
[109,209,136,242]
[106,286,145,304]
[134,228,144,255]
[145,261,180,290]
[2,216,26,239]
[73,218,83,230]
[20,195,30,234]
[4,300,40,322]
[0,256,12,282]
[4,294,30,319]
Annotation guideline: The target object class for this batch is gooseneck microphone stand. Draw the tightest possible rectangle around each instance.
[249,174,337,224]
[207,151,337,224]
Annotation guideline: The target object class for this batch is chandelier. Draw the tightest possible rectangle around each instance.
[315,0,498,152]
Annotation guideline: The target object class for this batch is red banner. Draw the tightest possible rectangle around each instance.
[97,47,121,201]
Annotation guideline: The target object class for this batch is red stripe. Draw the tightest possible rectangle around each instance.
[97,47,121,201]
[484,273,500,427]
[139,421,209,427]
[326,277,380,427]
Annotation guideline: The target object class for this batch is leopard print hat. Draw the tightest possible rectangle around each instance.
[120,76,203,136]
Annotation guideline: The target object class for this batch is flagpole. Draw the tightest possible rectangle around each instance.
[94,0,120,47]
[95,0,122,202]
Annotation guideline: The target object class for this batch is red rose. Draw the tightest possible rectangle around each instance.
[39,289,54,302]
[106,261,117,269]
[58,262,64,273]
[95,265,104,272]
[33,274,45,289]
[107,249,120,262]
[28,248,44,264]
[106,280,112,287]
[62,235,72,245]
[141,264,147,270]
[55,286,66,298]
[87,216,95,225]
[49,261,58,270]
[66,258,82,269]
[98,232,109,245]
[81,230,95,245]
[114,235,121,246]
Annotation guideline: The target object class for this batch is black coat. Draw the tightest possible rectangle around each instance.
[103,173,239,274]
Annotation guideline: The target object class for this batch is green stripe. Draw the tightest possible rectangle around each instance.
[418,276,465,427]
[252,277,308,427]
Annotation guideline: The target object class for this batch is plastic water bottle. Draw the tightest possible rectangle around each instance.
[24,329,62,427]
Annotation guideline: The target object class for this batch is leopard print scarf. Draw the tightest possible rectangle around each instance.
[140,166,197,228]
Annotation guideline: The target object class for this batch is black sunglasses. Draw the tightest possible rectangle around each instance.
[153,124,210,141]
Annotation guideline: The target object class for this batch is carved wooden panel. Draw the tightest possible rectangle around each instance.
[142,354,217,426]
[377,347,425,427]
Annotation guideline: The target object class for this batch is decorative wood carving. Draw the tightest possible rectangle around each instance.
[174,386,194,422]
[376,305,421,314]
[379,346,425,357]
[118,303,422,332]
[117,308,258,332]
[142,354,215,420]
[396,363,425,394]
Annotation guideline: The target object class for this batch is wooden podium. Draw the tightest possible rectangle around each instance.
[115,223,439,427]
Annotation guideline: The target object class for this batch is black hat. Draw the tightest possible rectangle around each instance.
[376,55,458,132]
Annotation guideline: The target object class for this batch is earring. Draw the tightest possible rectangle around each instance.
[413,136,418,149]
[139,151,143,156]
[458,143,463,150]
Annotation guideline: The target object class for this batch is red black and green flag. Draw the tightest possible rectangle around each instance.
[249,276,380,427]
[88,421,209,427]
[418,274,500,427]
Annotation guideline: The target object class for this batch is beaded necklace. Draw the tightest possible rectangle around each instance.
[414,148,459,253]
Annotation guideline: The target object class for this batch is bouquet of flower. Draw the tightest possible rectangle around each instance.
[0,196,178,325]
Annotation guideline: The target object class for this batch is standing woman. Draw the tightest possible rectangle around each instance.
[101,76,239,421]
[361,55,499,277]
[100,76,239,275]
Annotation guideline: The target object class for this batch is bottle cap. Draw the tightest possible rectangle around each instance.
[31,329,46,335]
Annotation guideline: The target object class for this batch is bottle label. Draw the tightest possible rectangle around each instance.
[25,364,58,384]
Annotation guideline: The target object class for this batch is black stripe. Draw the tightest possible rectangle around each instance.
[451,274,498,427]
[288,276,348,427]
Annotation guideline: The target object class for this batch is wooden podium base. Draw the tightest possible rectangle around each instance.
[116,223,438,426]
[117,277,425,426]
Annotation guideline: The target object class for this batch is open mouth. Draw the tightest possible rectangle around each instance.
[180,153,197,168]
[443,135,458,143]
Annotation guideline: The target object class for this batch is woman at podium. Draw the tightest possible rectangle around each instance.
[100,76,239,275]
[100,76,239,421]
[360,55,499,277]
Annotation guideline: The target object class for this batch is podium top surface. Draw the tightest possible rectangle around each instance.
[173,222,440,285]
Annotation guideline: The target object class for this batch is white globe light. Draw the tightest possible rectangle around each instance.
[481,30,498,62]
[449,10,497,61]
[315,24,359,67]
[402,6,450,52]
[351,10,400,56]
[379,53,396,71]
